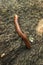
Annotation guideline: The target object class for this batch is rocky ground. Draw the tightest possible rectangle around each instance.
[0,0,43,65]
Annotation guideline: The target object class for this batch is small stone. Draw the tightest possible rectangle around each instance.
[0,53,5,58]
[36,19,43,36]
[29,35,34,43]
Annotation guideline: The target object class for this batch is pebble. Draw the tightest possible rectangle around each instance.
[0,53,5,58]
[29,35,34,43]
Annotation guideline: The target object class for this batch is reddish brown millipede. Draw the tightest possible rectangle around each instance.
[14,14,31,48]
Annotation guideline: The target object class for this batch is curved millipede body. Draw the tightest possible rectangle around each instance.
[14,15,31,48]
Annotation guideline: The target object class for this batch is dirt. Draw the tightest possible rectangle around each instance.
[0,0,43,65]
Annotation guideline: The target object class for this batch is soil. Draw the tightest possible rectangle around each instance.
[0,0,43,65]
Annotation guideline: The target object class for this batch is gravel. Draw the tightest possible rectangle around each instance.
[0,0,43,65]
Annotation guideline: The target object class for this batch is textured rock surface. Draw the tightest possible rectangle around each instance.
[0,0,43,65]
